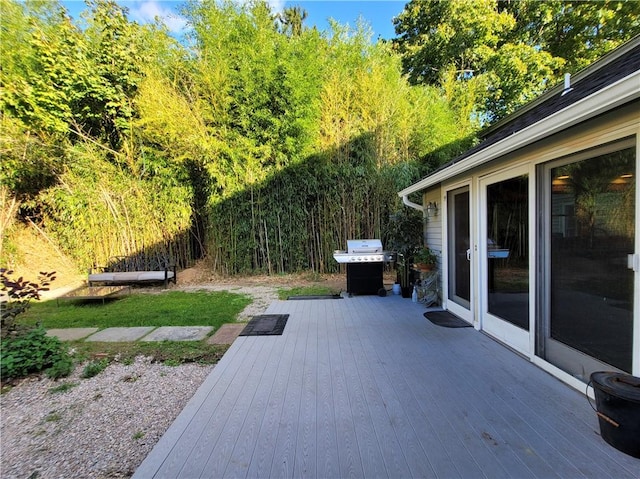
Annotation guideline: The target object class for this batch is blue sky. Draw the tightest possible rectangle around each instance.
[61,1,406,40]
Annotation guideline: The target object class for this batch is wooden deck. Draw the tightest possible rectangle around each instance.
[134,295,639,478]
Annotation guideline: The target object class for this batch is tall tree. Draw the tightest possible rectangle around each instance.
[500,0,640,72]
[393,0,639,122]
[277,5,308,36]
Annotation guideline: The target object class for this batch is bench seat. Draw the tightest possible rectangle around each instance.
[88,268,176,287]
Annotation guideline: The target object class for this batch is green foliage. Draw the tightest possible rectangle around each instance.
[81,358,109,378]
[502,0,640,73]
[0,326,73,381]
[384,208,424,287]
[1,269,56,337]
[414,246,438,265]
[0,270,72,382]
[384,208,424,258]
[2,0,475,277]
[49,382,78,394]
[393,0,638,121]
[39,145,194,270]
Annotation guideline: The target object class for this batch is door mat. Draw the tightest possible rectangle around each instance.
[424,311,471,328]
[287,295,342,300]
[239,314,289,336]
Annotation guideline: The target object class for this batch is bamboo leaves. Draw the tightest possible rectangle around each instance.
[3,0,475,274]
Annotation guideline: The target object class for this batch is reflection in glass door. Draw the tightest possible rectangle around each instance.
[541,146,635,380]
[481,172,530,354]
[448,187,471,315]
[486,176,529,330]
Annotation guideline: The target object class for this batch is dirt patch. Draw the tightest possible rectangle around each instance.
[2,223,84,298]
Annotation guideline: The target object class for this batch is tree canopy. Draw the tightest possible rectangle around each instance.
[393,0,640,121]
[1,0,474,274]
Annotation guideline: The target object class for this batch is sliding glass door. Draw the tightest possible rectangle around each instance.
[447,186,472,322]
[480,168,531,353]
[539,143,636,380]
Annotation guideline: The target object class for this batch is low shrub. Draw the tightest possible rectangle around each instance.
[82,358,109,378]
[1,269,56,337]
[1,269,72,383]
[0,326,73,381]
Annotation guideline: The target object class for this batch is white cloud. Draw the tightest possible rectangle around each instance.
[124,1,286,34]
[267,0,285,14]
[128,1,188,34]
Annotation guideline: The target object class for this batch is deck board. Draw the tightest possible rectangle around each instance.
[134,295,639,479]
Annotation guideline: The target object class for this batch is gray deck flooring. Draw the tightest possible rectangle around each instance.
[134,295,639,478]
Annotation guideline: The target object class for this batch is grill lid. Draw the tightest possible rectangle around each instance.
[347,239,382,254]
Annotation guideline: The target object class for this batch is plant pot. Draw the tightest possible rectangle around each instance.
[416,263,434,272]
[590,372,640,458]
[392,283,401,295]
[401,286,412,298]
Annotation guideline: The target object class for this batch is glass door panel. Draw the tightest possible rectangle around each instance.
[486,176,529,330]
[447,187,471,319]
[480,170,531,354]
[544,147,635,378]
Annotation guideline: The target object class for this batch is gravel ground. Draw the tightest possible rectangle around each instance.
[1,357,213,479]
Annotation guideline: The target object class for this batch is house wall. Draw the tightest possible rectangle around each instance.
[420,101,639,390]
[422,187,442,267]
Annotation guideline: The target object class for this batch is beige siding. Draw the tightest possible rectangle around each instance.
[423,187,442,263]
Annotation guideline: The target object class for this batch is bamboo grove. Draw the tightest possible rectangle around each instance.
[1,0,478,274]
[4,0,638,275]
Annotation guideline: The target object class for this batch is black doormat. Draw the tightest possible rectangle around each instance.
[287,294,342,300]
[424,311,471,328]
[240,314,289,336]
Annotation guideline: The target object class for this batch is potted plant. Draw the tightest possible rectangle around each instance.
[384,208,423,298]
[414,246,438,271]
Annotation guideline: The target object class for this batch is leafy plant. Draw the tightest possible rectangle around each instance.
[49,382,78,394]
[0,269,73,383]
[0,326,73,382]
[414,247,437,266]
[1,269,56,338]
[81,358,109,379]
[384,208,424,287]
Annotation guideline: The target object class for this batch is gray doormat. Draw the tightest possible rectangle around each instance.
[424,311,471,328]
[287,295,342,300]
[240,314,289,336]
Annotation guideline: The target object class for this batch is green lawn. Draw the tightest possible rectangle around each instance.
[277,285,339,300]
[22,291,252,330]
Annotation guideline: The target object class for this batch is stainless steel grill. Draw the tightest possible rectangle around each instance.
[333,239,393,295]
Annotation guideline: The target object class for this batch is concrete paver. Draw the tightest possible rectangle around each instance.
[207,323,246,345]
[46,328,99,341]
[142,326,213,342]
[46,325,244,342]
[85,327,155,342]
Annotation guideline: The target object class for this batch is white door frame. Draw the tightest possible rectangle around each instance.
[442,180,475,326]
[478,163,535,355]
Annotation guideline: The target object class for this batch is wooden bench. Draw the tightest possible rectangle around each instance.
[88,257,177,288]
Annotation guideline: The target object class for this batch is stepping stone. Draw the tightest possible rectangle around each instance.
[207,323,246,345]
[142,326,213,342]
[85,327,155,342]
[47,328,99,341]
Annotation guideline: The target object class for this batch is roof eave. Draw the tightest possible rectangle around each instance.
[398,71,640,198]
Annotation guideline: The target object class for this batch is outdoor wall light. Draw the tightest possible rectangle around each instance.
[426,201,438,217]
